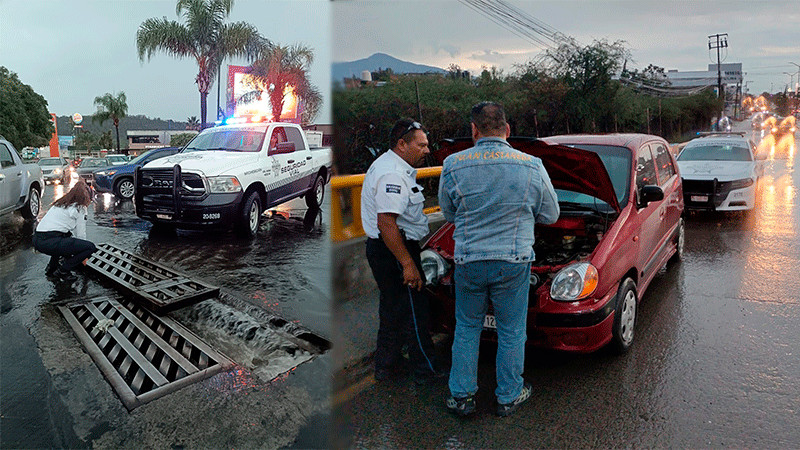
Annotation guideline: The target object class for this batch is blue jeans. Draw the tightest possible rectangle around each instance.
[449,260,530,404]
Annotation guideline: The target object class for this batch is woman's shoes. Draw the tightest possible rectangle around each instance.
[51,267,77,283]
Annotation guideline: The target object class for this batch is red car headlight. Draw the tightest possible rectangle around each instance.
[420,249,450,286]
[550,262,599,301]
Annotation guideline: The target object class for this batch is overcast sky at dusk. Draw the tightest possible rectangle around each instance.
[334,0,800,96]
[1,0,331,124]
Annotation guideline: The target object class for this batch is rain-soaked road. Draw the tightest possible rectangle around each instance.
[335,124,800,448]
[1,185,331,448]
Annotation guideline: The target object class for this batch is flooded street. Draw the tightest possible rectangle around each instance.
[335,126,800,447]
[1,186,331,448]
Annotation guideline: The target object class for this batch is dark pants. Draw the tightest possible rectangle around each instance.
[366,237,437,377]
[33,231,97,272]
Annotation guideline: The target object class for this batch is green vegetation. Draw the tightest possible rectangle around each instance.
[93,91,129,152]
[169,132,197,147]
[334,40,722,174]
[0,66,53,151]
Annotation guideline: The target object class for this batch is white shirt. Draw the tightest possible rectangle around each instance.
[361,150,428,241]
[36,204,88,240]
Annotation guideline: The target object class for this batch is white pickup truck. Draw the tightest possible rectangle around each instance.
[134,122,332,237]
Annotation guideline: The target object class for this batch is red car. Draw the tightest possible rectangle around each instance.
[421,134,684,353]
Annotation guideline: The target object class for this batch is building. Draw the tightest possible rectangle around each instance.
[126,130,199,155]
[667,63,743,91]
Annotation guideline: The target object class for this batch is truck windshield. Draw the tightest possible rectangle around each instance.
[184,129,265,153]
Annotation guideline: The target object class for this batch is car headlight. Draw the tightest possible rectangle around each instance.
[53,168,61,174]
[550,262,598,301]
[420,249,450,286]
[729,178,754,190]
[207,176,242,193]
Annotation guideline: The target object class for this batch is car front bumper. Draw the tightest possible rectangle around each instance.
[136,191,244,229]
[682,178,757,211]
[427,282,617,353]
[93,175,113,193]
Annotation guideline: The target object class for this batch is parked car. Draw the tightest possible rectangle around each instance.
[37,156,71,184]
[1,136,44,221]
[421,134,684,353]
[75,157,109,185]
[677,132,764,211]
[93,147,180,199]
[106,154,130,166]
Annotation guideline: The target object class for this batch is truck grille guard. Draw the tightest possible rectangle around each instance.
[135,165,206,219]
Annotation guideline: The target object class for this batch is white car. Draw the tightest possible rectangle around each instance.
[106,154,129,166]
[677,132,764,212]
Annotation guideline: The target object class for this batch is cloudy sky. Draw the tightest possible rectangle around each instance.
[1,0,331,123]
[333,0,800,96]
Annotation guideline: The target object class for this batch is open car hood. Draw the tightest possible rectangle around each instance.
[434,137,620,212]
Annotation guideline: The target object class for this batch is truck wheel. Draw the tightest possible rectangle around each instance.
[236,191,262,238]
[305,175,325,209]
[114,178,135,200]
[21,186,41,221]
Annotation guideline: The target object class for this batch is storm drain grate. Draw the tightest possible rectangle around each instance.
[86,243,220,313]
[58,297,234,410]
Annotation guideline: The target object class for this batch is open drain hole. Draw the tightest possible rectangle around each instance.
[171,300,330,382]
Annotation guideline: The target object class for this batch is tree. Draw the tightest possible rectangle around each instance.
[170,132,197,147]
[186,116,200,130]
[92,91,128,151]
[0,66,53,151]
[74,131,99,152]
[244,43,320,122]
[136,0,264,129]
[98,130,113,150]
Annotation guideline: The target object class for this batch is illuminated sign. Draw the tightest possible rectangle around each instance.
[226,65,302,123]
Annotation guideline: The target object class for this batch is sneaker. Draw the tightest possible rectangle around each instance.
[52,268,77,283]
[496,382,532,417]
[446,395,476,417]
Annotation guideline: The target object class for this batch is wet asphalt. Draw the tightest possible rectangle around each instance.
[1,186,332,448]
[335,125,800,448]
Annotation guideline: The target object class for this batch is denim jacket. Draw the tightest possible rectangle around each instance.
[438,137,560,264]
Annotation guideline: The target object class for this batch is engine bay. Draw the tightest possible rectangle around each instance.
[533,212,611,269]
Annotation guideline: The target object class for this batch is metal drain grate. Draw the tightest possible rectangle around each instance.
[59,297,234,410]
[86,243,220,313]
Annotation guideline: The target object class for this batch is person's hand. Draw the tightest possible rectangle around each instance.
[402,262,424,291]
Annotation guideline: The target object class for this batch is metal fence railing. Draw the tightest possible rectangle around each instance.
[330,166,443,242]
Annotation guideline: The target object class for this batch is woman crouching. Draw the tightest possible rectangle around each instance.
[33,180,97,283]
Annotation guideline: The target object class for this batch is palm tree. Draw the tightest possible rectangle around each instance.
[136,0,264,129]
[186,116,200,130]
[93,92,128,152]
[245,43,320,122]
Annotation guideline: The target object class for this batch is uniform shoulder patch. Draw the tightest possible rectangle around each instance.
[385,183,402,194]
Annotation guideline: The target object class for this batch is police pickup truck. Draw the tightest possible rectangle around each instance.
[134,122,332,237]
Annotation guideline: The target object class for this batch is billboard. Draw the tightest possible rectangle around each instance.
[226,65,302,123]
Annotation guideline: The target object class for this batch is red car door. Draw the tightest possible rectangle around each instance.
[650,141,683,252]
[633,144,665,286]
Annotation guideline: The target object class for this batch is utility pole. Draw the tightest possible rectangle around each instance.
[790,62,800,110]
[708,33,728,101]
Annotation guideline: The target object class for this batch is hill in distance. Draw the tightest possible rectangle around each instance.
[332,52,446,81]
[55,115,191,137]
